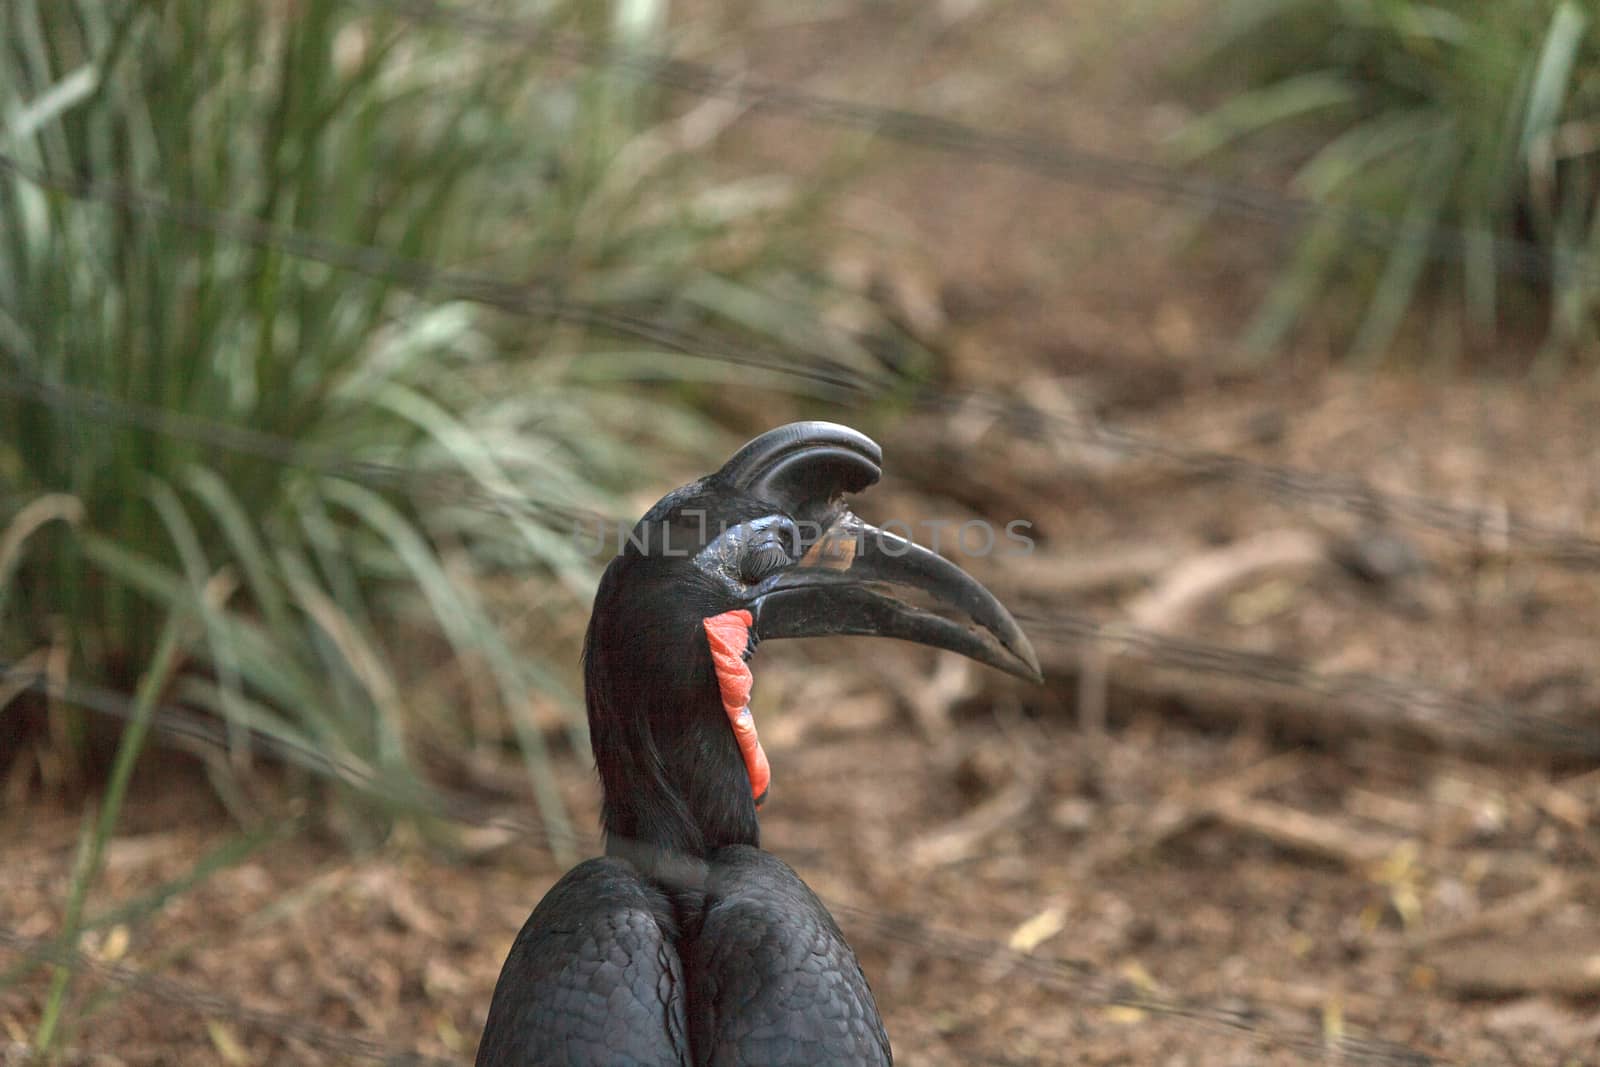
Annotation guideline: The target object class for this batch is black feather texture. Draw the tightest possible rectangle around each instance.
[476,858,690,1067]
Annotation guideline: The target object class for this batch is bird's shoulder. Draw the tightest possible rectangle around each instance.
[687,845,892,1066]
[475,857,690,1067]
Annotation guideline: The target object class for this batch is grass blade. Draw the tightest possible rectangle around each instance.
[34,606,188,1054]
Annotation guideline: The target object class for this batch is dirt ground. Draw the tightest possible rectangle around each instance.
[4,1,1600,1064]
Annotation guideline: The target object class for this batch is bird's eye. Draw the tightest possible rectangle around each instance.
[737,543,791,585]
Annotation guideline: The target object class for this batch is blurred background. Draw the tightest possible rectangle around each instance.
[3,1,1598,1063]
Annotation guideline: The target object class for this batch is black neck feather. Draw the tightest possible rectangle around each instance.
[582,569,760,864]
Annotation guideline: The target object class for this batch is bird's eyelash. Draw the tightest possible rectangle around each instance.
[739,543,791,583]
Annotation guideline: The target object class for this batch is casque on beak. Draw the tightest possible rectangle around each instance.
[707,420,1040,684]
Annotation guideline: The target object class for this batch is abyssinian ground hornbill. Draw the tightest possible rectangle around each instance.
[476,422,1041,1066]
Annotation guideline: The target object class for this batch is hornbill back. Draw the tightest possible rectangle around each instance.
[476,858,689,1067]
[686,847,890,1066]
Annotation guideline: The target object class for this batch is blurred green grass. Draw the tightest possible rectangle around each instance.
[1178,0,1600,366]
[0,0,893,983]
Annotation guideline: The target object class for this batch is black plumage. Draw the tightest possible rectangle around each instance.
[686,848,890,1065]
[476,422,1038,1066]
[476,858,689,1067]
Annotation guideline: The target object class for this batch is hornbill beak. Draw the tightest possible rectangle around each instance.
[749,512,1043,684]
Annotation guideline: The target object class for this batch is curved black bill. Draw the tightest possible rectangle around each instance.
[749,515,1042,683]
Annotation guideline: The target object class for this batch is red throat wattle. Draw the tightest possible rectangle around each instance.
[702,609,770,807]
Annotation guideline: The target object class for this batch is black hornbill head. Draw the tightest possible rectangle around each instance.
[584,421,1041,859]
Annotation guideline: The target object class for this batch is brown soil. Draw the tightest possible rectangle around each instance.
[4,2,1599,1065]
